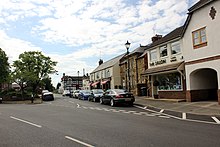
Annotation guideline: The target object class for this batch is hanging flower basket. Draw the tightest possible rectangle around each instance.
[153,80,159,86]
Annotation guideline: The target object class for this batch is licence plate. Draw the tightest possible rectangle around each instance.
[125,98,131,101]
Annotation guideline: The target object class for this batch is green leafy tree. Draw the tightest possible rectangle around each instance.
[12,51,57,101]
[56,83,61,90]
[0,48,10,91]
[41,77,54,92]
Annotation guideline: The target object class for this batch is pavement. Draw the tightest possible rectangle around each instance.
[134,96,220,124]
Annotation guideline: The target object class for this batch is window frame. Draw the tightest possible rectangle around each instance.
[150,49,157,61]
[171,41,181,55]
[159,45,168,58]
[192,27,207,49]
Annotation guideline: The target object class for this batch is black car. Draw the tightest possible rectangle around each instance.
[42,90,54,101]
[100,89,135,107]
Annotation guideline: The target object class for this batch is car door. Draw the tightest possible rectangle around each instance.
[103,90,111,103]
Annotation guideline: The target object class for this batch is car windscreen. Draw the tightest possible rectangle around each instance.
[81,90,91,94]
[93,90,104,94]
[113,89,127,94]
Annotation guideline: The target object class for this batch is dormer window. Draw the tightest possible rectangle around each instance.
[160,45,167,57]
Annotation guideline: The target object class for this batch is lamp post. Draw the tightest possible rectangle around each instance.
[125,40,131,92]
[77,71,79,90]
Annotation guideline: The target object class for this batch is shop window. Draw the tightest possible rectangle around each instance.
[160,45,167,57]
[192,27,207,49]
[171,41,181,55]
[150,49,157,61]
[157,73,182,91]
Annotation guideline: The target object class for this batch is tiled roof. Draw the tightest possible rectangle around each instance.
[146,26,184,50]
[143,62,183,75]
[91,54,125,73]
[188,0,214,13]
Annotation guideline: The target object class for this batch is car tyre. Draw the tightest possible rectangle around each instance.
[110,99,115,107]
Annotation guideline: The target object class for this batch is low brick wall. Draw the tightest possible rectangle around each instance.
[158,91,186,99]
[187,89,218,102]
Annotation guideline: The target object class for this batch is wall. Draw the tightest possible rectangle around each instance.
[183,1,220,62]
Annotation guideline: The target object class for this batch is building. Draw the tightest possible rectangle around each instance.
[82,74,90,90]
[142,27,186,99]
[182,0,220,104]
[60,73,83,93]
[90,54,124,90]
[119,45,146,95]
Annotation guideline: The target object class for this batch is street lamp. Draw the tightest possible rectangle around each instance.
[125,40,131,54]
[77,71,79,90]
[125,40,131,92]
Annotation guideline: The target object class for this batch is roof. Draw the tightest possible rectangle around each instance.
[146,26,184,50]
[188,0,214,13]
[182,0,215,37]
[129,45,146,55]
[142,62,183,75]
[91,54,124,73]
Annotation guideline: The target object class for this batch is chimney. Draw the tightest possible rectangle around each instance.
[151,34,162,43]
[99,59,103,65]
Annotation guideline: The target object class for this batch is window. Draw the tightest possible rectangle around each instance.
[192,27,207,49]
[171,41,181,55]
[150,50,157,61]
[160,46,167,57]
[157,73,182,91]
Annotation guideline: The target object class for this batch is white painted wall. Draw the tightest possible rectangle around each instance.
[185,60,220,90]
[183,1,220,62]
[183,1,220,90]
[147,38,184,69]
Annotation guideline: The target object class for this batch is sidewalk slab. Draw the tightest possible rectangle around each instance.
[134,96,220,117]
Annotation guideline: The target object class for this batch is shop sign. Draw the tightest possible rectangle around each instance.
[150,59,166,66]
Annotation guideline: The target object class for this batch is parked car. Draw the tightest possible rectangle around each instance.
[42,90,54,101]
[72,90,80,98]
[78,90,92,100]
[88,89,104,102]
[62,90,70,96]
[100,89,135,107]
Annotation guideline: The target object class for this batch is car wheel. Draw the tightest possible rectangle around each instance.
[110,99,115,107]
[100,98,103,104]
[129,102,133,106]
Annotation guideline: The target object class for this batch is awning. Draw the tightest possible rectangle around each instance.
[91,81,100,87]
[101,80,109,84]
[142,62,184,75]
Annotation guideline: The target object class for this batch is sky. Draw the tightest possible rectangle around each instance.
[0,0,199,86]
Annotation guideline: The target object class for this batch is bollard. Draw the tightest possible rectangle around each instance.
[0,97,2,104]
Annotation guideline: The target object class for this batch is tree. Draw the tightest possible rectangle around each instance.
[0,48,10,91]
[56,83,61,90]
[41,77,54,92]
[12,51,57,101]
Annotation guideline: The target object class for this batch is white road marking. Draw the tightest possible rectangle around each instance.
[133,112,142,115]
[77,104,80,108]
[65,136,95,147]
[68,101,74,104]
[160,109,164,113]
[182,113,187,119]
[159,116,170,119]
[212,117,220,124]
[144,106,147,109]
[10,116,42,128]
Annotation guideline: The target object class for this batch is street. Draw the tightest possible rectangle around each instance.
[0,95,220,147]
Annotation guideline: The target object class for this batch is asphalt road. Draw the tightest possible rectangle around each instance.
[0,94,220,147]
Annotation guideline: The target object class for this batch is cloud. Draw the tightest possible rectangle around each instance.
[0,0,197,86]
[0,30,42,63]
